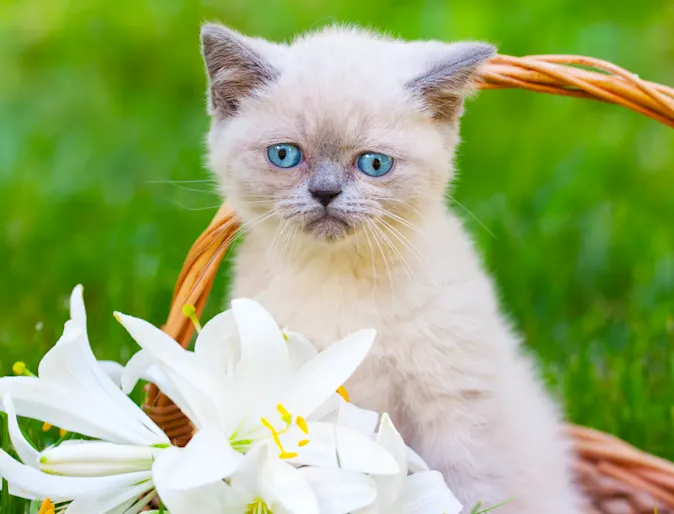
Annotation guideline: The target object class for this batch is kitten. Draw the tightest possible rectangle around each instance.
[200,23,582,513]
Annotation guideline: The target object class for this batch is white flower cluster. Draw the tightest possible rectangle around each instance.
[0,286,461,514]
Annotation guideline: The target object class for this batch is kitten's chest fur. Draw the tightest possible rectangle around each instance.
[231,213,511,415]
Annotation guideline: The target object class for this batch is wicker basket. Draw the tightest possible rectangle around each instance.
[144,54,674,514]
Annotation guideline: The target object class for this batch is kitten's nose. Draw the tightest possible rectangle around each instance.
[310,187,342,207]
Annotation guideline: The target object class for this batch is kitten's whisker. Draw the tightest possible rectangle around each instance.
[379,209,424,235]
[232,208,280,251]
[366,221,395,304]
[376,213,439,283]
[376,207,434,247]
[282,222,298,262]
[448,196,497,240]
[377,217,423,259]
[156,184,217,194]
[241,208,280,230]
[362,223,378,296]
[238,199,277,205]
[214,210,273,257]
[377,218,424,273]
[274,219,293,262]
[384,198,424,218]
[168,199,223,212]
[370,206,420,231]
[372,219,414,282]
[268,219,287,260]
[144,179,217,184]
[243,194,279,200]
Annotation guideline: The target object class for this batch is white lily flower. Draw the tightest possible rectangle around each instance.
[0,286,168,446]
[355,414,463,514]
[0,286,233,513]
[115,299,399,483]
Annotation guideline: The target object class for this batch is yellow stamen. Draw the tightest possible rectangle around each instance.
[182,304,202,334]
[277,404,292,425]
[296,416,309,434]
[262,405,312,459]
[260,417,277,434]
[336,385,350,402]
[42,422,52,432]
[59,428,68,437]
[12,361,27,376]
[38,498,55,514]
[246,498,272,514]
[282,329,289,342]
[262,416,301,460]
[261,417,285,456]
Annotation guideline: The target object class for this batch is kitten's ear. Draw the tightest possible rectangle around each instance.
[200,23,280,118]
[406,42,496,122]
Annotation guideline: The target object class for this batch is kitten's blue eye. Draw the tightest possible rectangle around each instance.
[267,144,302,168]
[356,152,394,177]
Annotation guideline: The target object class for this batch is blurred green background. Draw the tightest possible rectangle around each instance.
[1,0,673,461]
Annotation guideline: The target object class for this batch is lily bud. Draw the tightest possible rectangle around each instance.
[39,442,161,477]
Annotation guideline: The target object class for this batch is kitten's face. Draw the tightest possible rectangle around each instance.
[203,26,494,245]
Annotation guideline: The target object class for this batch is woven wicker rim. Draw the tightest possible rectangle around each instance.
[146,54,674,514]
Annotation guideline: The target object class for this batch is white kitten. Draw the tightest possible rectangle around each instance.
[201,24,583,513]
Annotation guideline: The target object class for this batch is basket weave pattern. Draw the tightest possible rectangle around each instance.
[144,55,674,514]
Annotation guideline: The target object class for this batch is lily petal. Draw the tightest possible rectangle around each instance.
[115,312,220,430]
[406,446,430,473]
[61,287,166,444]
[227,444,266,499]
[194,310,240,376]
[0,376,141,444]
[337,402,380,435]
[65,478,154,514]
[284,331,318,371]
[0,480,39,501]
[121,350,195,430]
[394,471,463,514]
[308,394,342,423]
[160,426,243,490]
[259,447,319,514]
[299,467,377,514]
[98,361,124,389]
[281,329,376,419]
[69,284,87,329]
[290,423,399,475]
[120,350,155,395]
[37,320,167,445]
[373,414,407,507]
[231,299,288,378]
[152,447,231,514]
[2,395,39,468]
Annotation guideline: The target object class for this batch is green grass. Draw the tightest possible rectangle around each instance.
[1,0,673,510]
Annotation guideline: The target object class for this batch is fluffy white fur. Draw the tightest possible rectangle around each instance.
[202,24,582,513]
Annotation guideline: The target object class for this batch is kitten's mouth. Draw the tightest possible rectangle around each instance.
[305,214,351,241]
